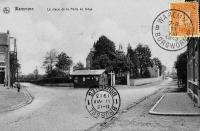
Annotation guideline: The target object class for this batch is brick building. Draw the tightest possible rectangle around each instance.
[0,31,17,87]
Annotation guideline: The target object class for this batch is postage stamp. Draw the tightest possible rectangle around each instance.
[152,9,193,51]
[169,2,199,37]
[85,85,120,119]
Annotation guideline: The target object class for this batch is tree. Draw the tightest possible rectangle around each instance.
[33,66,39,80]
[56,52,72,73]
[127,44,139,78]
[10,52,20,83]
[43,49,58,77]
[175,51,187,91]
[48,68,67,77]
[73,62,84,71]
[152,57,162,76]
[114,50,130,74]
[92,35,116,72]
[135,44,152,78]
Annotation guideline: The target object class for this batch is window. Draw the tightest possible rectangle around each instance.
[83,77,85,82]
[0,53,5,62]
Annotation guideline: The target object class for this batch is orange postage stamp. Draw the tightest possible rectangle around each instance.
[169,2,199,37]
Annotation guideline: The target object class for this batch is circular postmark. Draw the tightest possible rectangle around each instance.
[85,85,120,119]
[152,9,194,51]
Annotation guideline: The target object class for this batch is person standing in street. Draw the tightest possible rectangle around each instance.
[16,82,20,92]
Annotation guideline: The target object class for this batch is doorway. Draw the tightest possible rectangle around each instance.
[0,71,5,84]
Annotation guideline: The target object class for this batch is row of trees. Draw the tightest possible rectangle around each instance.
[91,36,162,78]
[42,49,73,78]
[27,35,163,80]
[41,49,85,78]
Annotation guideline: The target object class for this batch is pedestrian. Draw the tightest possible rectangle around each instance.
[16,82,20,92]
[11,81,13,88]
[3,79,6,87]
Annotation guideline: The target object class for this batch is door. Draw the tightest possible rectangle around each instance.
[0,71,5,84]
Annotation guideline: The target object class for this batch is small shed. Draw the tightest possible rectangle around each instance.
[71,69,108,88]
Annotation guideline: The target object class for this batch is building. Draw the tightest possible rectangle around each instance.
[0,31,17,87]
[0,31,11,86]
[187,38,200,107]
[86,47,95,69]
[185,0,200,107]
[71,69,108,88]
[148,65,159,78]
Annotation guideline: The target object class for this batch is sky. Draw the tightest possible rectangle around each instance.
[0,0,186,75]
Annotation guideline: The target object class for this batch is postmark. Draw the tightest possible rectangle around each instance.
[152,9,194,51]
[85,85,120,119]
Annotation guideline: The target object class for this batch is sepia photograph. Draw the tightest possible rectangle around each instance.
[0,0,199,130]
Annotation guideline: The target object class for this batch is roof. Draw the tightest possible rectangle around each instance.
[71,69,105,76]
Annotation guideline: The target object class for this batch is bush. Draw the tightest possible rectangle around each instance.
[32,76,73,84]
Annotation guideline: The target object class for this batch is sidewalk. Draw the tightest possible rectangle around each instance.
[149,93,200,115]
[0,85,33,113]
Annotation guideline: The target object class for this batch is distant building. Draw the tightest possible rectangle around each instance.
[71,69,108,88]
[86,47,95,69]
[147,59,160,78]
[148,65,159,78]
[116,44,124,54]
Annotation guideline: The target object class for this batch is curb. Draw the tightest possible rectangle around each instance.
[149,94,200,116]
[0,86,33,114]
[22,85,34,105]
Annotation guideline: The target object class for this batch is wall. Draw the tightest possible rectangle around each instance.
[130,77,162,86]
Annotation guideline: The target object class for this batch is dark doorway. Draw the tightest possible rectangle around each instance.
[0,72,5,84]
